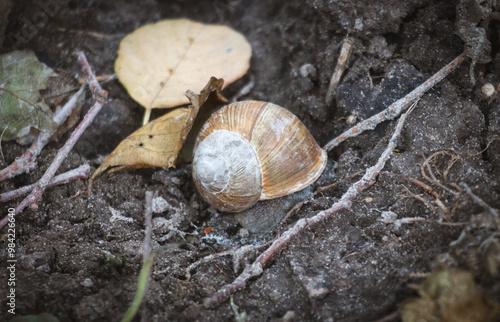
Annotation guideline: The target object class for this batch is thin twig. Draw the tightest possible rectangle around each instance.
[230,75,255,103]
[421,151,460,196]
[323,53,466,152]
[377,210,427,228]
[140,191,154,262]
[0,164,90,203]
[470,137,500,156]
[0,85,86,182]
[326,36,354,106]
[402,185,441,217]
[140,191,154,321]
[278,171,364,232]
[185,244,265,281]
[204,98,416,308]
[0,52,107,230]
[392,173,450,215]
[372,310,400,322]
[460,182,499,229]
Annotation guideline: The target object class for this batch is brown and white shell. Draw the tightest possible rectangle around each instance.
[192,101,327,212]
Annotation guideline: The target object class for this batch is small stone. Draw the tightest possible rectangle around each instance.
[80,278,93,287]
[152,196,170,213]
[299,63,317,80]
[238,228,249,238]
[482,83,495,97]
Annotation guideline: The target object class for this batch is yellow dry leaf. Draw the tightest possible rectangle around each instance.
[115,18,251,124]
[90,77,227,184]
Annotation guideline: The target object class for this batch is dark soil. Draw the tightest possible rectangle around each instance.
[1,0,500,321]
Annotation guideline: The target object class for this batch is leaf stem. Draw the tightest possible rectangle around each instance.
[143,107,152,125]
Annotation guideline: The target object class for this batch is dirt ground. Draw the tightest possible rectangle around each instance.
[1,0,500,321]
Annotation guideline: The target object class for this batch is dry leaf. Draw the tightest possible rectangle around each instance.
[115,18,251,124]
[91,77,227,182]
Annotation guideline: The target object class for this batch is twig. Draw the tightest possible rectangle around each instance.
[77,74,117,85]
[0,51,107,230]
[402,186,441,218]
[140,191,154,262]
[278,171,364,232]
[140,191,154,322]
[323,53,466,152]
[408,272,429,278]
[0,85,86,182]
[421,151,460,196]
[470,137,500,156]
[230,75,255,103]
[460,182,499,229]
[57,27,118,40]
[372,310,400,322]
[204,97,416,308]
[392,173,449,215]
[326,36,354,106]
[185,244,265,281]
[0,164,90,203]
[377,210,427,228]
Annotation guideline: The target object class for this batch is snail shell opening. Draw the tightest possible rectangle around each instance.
[192,129,263,212]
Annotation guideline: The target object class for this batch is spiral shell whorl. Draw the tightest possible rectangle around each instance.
[192,130,262,212]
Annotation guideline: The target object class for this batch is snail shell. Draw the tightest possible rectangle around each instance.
[192,101,327,212]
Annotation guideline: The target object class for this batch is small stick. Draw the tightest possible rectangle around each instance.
[421,152,459,196]
[0,52,107,230]
[326,36,354,106]
[140,191,154,262]
[57,27,118,40]
[77,74,117,85]
[0,164,90,203]
[402,186,440,218]
[230,75,255,103]
[185,244,263,281]
[204,98,416,308]
[0,85,86,182]
[391,173,450,215]
[139,190,154,321]
[372,310,400,322]
[278,171,364,232]
[323,53,466,152]
[460,182,499,229]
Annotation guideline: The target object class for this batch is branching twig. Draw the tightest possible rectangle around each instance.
[0,164,90,203]
[389,173,450,215]
[203,99,416,308]
[185,244,267,281]
[421,151,460,196]
[323,53,466,152]
[0,51,107,230]
[0,85,85,182]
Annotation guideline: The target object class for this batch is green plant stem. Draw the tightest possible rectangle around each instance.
[122,253,155,322]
